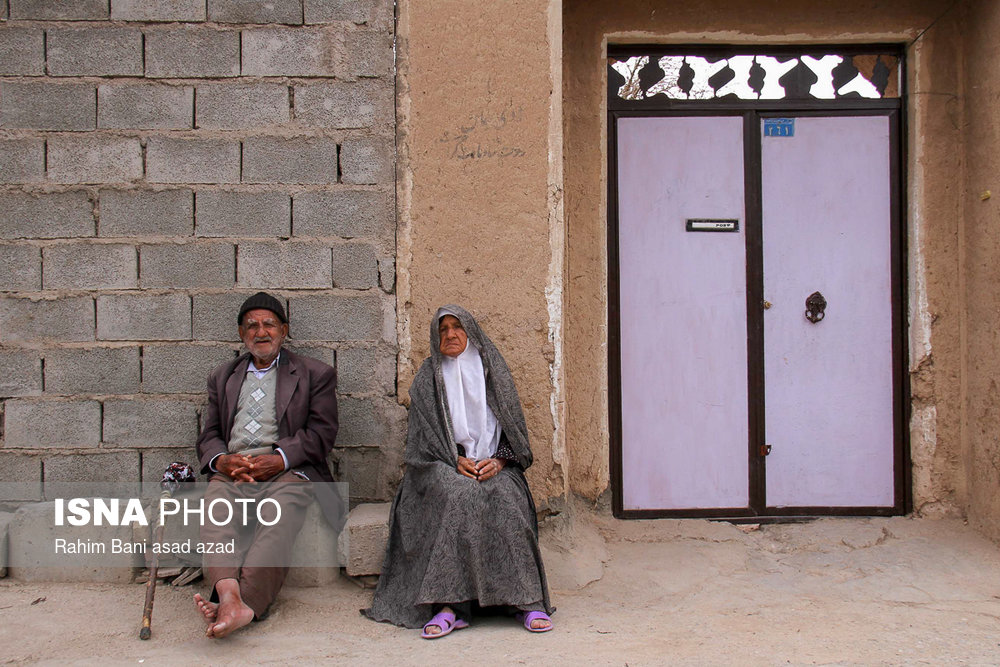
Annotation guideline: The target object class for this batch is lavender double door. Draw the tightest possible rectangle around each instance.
[614,113,901,517]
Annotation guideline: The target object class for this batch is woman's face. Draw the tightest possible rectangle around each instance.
[438,315,468,357]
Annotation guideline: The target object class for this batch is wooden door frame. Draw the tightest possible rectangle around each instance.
[607,45,909,520]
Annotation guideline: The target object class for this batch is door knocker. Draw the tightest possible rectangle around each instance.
[805,291,826,323]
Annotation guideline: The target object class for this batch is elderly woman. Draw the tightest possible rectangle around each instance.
[363,305,553,637]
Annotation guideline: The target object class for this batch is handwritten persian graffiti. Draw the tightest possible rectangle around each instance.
[610,52,900,103]
[438,104,527,160]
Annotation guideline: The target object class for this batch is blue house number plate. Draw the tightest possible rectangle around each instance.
[763,118,795,137]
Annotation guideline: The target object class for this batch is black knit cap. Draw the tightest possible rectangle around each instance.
[238,291,287,325]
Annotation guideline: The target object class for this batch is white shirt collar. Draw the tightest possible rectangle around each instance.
[247,352,280,378]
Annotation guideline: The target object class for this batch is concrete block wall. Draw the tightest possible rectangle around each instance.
[0,0,402,505]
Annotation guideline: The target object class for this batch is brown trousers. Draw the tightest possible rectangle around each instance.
[202,471,313,618]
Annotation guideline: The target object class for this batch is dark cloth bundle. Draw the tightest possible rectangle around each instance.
[363,304,552,628]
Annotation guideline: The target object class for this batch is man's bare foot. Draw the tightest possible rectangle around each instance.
[205,579,255,639]
[193,593,218,623]
[207,600,254,639]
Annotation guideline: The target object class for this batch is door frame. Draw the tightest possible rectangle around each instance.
[607,45,909,520]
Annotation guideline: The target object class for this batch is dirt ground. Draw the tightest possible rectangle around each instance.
[2,508,1000,665]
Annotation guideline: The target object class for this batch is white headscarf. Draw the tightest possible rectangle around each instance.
[437,308,502,460]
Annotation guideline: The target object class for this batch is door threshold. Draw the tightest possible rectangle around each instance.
[713,515,818,525]
[716,512,901,524]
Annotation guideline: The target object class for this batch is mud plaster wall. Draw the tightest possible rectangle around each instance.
[563,0,967,512]
[396,0,566,505]
[907,5,965,517]
[962,0,1000,539]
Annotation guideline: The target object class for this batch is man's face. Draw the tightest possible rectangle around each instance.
[239,308,288,366]
[438,315,468,358]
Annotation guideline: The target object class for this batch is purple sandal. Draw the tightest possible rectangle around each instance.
[421,610,469,639]
[516,610,553,633]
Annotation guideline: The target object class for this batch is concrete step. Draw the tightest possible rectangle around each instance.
[339,502,390,577]
[8,501,138,583]
[285,501,340,587]
[0,512,12,578]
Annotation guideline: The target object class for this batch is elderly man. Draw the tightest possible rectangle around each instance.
[192,291,340,638]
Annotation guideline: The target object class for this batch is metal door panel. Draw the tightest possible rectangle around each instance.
[617,116,749,510]
[761,116,894,508]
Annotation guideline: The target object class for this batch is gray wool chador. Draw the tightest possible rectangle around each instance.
[363,305,553,628]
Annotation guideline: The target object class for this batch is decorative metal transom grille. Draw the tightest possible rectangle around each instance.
[609,50,901,104]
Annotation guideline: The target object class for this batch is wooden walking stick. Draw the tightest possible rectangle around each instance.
[140,462,195,640]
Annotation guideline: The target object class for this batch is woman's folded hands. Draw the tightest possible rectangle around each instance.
[457,456,506,481]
